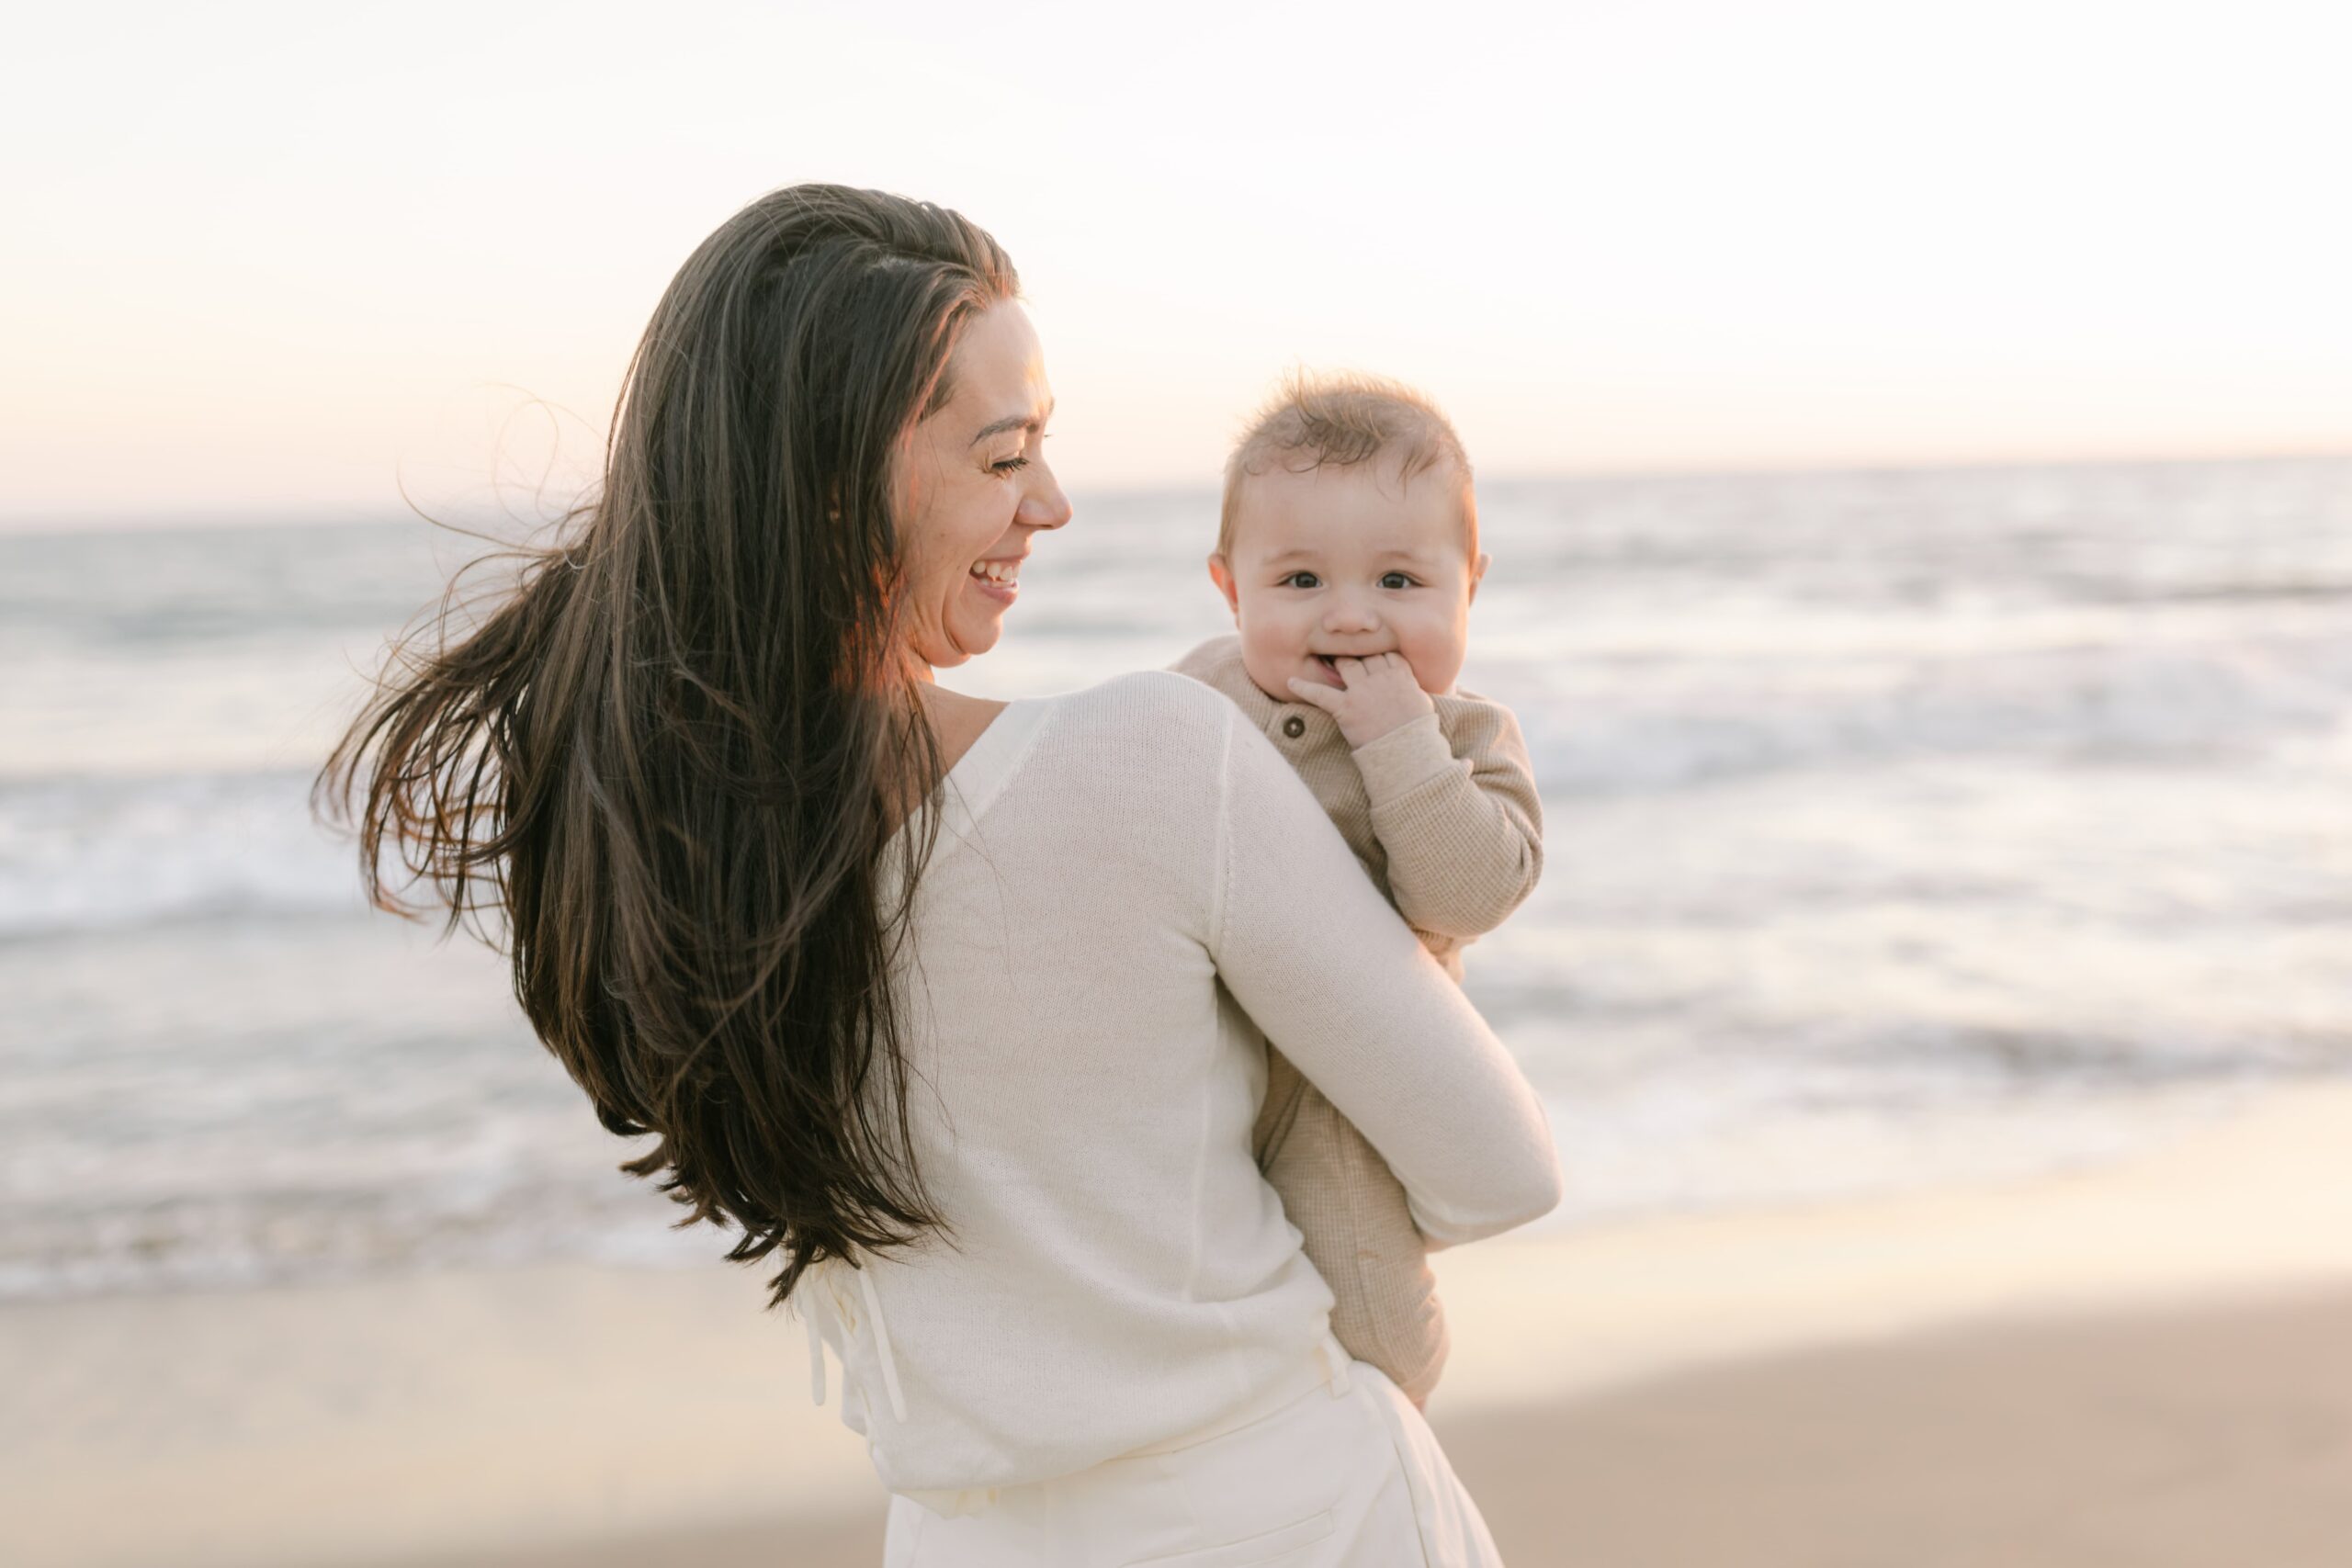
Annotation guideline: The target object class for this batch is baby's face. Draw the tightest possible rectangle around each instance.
[1210,458,1488,702]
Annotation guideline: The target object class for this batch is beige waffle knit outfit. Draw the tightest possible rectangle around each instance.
[1170,635,1544,1405]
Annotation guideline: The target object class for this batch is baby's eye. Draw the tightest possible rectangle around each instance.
[1379,572,1418,591]
[1279,571,1321,589]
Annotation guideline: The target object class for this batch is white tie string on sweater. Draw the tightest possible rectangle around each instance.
[807,1255,1023,1518]
[803,1253,910,1424]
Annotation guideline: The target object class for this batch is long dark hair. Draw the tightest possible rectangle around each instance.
[317,185,1017,1303]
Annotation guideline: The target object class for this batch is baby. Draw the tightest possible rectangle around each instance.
[1171,372,1543,1407]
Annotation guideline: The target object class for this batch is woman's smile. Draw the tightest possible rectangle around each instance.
[896,301,1069,666]
[967,555,1023,604]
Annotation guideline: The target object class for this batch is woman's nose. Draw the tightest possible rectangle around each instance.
[1018,464,1073,531]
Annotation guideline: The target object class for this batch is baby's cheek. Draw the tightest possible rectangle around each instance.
[1237,615,1307,695]
[1403,620,1468,694]
[1248,609,1306,657]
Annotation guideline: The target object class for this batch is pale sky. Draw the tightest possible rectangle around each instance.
[4,0,2347,527]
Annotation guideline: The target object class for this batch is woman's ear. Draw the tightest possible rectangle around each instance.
[1206,554,1243,620]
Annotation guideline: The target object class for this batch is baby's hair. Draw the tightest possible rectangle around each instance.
[1218,369,1476,558]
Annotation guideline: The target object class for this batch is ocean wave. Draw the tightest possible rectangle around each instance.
[9,616,2346,938]
[0,770,371,939]
[6,1067,2323,1301]
[1505,632,2352,795]
[9,462,2352,1302]
[0,1173,714,1301]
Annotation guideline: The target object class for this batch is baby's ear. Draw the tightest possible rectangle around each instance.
[1206,554,1243,619]
[1466,551,1492,605]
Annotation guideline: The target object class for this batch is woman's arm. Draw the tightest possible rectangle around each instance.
[1205,707,1563,1246]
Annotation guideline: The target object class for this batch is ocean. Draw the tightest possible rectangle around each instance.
[6,457,2349,1299]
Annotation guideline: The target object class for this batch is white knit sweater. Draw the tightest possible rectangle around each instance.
[798,671,1561,1501]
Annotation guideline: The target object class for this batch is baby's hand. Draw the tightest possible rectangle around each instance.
[1286,652,1435,750]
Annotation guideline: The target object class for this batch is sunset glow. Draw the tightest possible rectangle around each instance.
[5,0,2347,527]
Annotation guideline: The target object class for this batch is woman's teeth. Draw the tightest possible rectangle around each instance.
[969,559,1019,585]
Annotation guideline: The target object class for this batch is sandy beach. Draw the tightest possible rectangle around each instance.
[12,1082,2352,1568]
[415,1291,2352,1568]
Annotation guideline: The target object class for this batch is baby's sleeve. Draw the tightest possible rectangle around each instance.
[1351,695,1544,941]
[1206,705,1561,1247]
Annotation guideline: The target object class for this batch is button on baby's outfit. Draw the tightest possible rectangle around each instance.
[1282,716,1306,739]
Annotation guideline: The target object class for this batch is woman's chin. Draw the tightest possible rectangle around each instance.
[925,620,1002,669]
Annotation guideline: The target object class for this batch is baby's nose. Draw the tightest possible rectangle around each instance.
[1322,596,1381,632]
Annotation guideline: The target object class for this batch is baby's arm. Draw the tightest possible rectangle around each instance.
[1285,654,1543,940]
[1357,698,1541,940]
[1207,702,1561,1247]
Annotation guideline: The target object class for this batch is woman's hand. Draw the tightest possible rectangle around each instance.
[1285,652,1436,750]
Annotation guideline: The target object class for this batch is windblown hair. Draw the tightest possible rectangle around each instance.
[1217,369,1476,558]
[316,185,1017,1304]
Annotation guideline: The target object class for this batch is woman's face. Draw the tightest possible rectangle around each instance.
[894,301,1070,670]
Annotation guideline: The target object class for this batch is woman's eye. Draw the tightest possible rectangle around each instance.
[1379,572,1416,590]
[1280,571,1320,589]
[990,457,1030,475]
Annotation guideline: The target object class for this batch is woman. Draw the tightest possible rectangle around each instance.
[323,185,1560,1564]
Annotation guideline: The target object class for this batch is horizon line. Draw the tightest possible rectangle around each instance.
[5,444,2349,540]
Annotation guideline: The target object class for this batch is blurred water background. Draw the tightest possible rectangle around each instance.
[5,457,2349,1299]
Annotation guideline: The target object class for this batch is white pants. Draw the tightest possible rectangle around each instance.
[882,1359,1504,1567]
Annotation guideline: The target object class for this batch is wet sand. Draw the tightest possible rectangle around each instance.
[10,1083,2352,1568]
[418,1290,2352,1568]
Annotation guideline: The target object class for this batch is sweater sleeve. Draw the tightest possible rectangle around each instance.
[1205,706,1563,1246]
[1349,696,1544,941]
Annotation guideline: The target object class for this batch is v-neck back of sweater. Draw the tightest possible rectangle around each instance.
[805,671,1560,1497]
